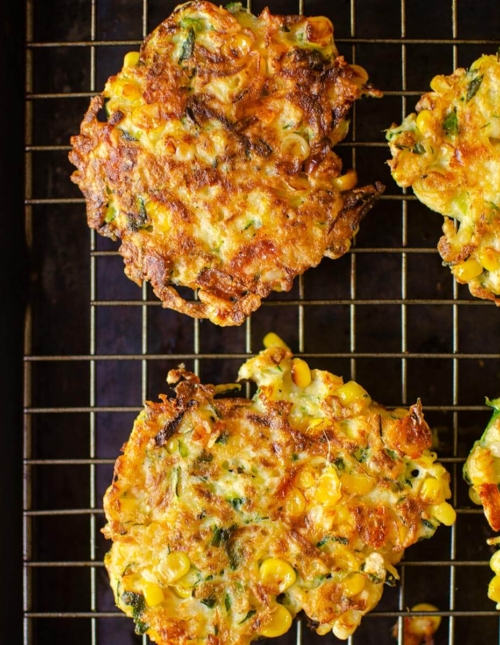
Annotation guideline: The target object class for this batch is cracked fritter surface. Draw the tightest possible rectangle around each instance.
[70,1,384,326]
[103,343,453,644]
[387,54,500,304]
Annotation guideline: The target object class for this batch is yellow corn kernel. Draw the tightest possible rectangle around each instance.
[430,501,456,526]
[350,64,369,86]
[479,247,500,272]
[332,169,358,193]
[409,603,441,634]
[281,133,310,162]
[172,584,192,599]
[120,496,136,512]
[285,488,306,516]
[124,51,141,67]
[291,358,312,388]
[260,604,293,638]
[175,142,195,161]
[398,522,409,544]
[296,466,316,490]
[316,470,342,508]
[489,575,500,603]
[343,572,366,597]
[468,486,482,505]
[166,437,178,454]
[335,549,359,572]
[416,109,433,136]
[143,582,164,607]
[304,16,333,47]
[260,558,297,592]
[490,551,500,574]
[223,32,253,57]
[420,478,445,504]
[452,258,483,282]
[112,78,142,101]
[340,473,374,496]
[263,332,290,351]
[306,418,331,437]
[147,629,161,642]
[430,75,450,93]
[336,381,370,407]
[158,551,191,583]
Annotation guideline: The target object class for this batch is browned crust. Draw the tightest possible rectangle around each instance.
[477,483,500,532]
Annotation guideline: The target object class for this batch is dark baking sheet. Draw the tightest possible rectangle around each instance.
[22,0,500,643]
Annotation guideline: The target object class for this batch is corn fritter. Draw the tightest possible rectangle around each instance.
[70,1,384,325]
[103,339,454,644]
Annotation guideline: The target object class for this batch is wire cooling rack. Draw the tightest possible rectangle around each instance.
[23,0,500,643]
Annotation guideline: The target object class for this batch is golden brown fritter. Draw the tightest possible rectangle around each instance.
[464,398,500,532]
[464,398,500,608]
[102,339,454,644]
[70,1,384,325]
[387,54,500,303]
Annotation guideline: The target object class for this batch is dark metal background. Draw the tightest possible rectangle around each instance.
[23,0,500,643]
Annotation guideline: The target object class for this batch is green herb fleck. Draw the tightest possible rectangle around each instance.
[197,450,213,463]
[367,573,383,584]
[179,17,204,31]
[466,75,483,102]
[412,142,426,154]
[385,571,397,587]
[385,449,398,460]
[334,457,345,471]
[174,466,181,497]
[443,109,458,136]
[332,536,349,545]
[292,453,299,461]
[239,609,256,624]
[243,220,254,230]
[122,591,145,615]
[105,204,116,223]
[225,594,232,611]
[225,2,242,11]
[119,129,138,142]
[353,447,368,463]
[179,28,195,63]
[422,518,435,531]
[211,526,223,547]
[317,535,349,547]
[122,590,148,632]
[134,619,149,635]
[215,431,230,445]
[229,498,244,511]
[200,595,217,608]
[489,202,500,213]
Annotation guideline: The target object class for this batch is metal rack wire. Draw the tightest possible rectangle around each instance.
[23,0,500,643]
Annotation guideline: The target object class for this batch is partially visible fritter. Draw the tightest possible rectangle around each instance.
[392,603,442,645]
[103,337,454,644]
[464,398,500,531]
[464,398,500,608]
[387,54,500,303]
[70,1,384,326]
